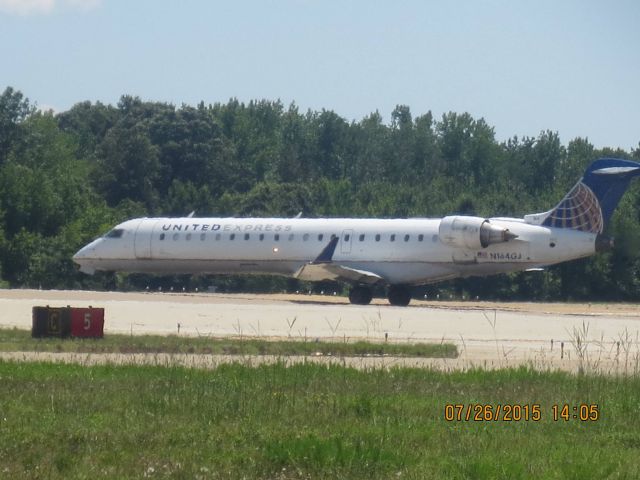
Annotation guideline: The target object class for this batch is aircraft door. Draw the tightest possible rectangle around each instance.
[134,220,155,259]
[340,229,353,255]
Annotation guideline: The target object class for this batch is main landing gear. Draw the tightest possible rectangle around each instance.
[347,285,412,306]
[348,285,373,305]
[387,285,411,306]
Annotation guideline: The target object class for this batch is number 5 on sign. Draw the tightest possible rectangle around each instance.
[84,312,92,330]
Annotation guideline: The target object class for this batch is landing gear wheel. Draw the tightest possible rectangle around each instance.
[349,286,373,305]
[388,285,411,306]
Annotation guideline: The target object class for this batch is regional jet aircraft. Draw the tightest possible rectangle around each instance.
[74,158,640,306]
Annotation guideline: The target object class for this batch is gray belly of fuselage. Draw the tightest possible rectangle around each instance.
[84,257,538,285]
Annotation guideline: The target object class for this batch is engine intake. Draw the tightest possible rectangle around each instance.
[439,216,518,249]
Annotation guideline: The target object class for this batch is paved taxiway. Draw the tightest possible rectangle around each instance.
[1,290,639,373]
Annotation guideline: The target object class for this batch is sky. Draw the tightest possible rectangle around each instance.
[1,0,639,150]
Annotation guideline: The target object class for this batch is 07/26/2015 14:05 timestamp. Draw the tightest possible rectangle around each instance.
[443,404,599,422]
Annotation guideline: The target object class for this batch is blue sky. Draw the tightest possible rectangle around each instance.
[1,0,638,149]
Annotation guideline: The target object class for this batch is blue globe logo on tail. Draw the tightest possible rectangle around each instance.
[542,158,640,234]
[542,182,603,233]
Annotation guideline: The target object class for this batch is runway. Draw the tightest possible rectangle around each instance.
[1,289,640,373]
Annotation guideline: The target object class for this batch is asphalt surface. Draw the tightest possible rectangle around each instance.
[1,289,639,373]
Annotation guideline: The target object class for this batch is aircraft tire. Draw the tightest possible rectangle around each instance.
[349,286,373,305]
[388,285,411,306]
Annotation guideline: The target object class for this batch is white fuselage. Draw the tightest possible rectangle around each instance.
[73,216,597,285]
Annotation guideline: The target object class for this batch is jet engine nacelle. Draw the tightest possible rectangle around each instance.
[439,216,517,249]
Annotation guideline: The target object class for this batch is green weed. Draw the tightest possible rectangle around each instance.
[0,327,457,358]
[0,361,639,479]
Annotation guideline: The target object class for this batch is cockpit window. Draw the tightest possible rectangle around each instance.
[105,228,124,239]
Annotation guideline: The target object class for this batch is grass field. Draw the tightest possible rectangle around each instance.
[1,360,639,479]
[0,327,458,358]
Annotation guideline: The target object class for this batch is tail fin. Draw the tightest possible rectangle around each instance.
[525,158,640,234]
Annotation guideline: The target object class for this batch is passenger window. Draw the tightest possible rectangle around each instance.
[359,234,365,241]
[390,234,396,242]
[418,234,424,242]
[375,234,380,242]
[344,234,350,242]
[186,233,192,241]
[159,233,165,241]
[173,233,179,241]
[318,234,324,241]
[200,233,205,241]
[244,233,250,240]
[230,234,235,240]
[432,234,438,242]
[274,234,280,241]
[404,234,410,242]
[288,234,294,241]
[331,234,337,240]
[215,233,221,241]
[303,233,309,241]
[259,233,264,241]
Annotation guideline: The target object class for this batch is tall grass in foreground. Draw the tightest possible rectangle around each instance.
[0,361,639,479]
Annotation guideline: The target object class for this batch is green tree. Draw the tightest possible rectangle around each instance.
[96,123,160,209]
[0,87,34,163]
[352,111,388,184]
[0,112,92,236]
[436,112,496,187]
[57,100,118,159]
[387,105,415,183]
[0,87,636,298]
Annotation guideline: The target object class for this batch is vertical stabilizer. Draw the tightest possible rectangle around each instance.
[526,158,640,234]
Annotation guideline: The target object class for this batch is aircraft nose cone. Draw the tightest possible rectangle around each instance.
[73,246,89,261]
[73,243,97,274]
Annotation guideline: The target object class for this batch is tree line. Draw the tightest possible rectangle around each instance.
[1,86,639,300]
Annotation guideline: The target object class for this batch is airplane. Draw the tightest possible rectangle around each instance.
[73,158,640,306]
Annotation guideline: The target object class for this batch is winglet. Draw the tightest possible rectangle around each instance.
[313,237,339,264]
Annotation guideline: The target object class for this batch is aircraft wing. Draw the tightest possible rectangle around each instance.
[294,262,384,284]
[293,237,385,285]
